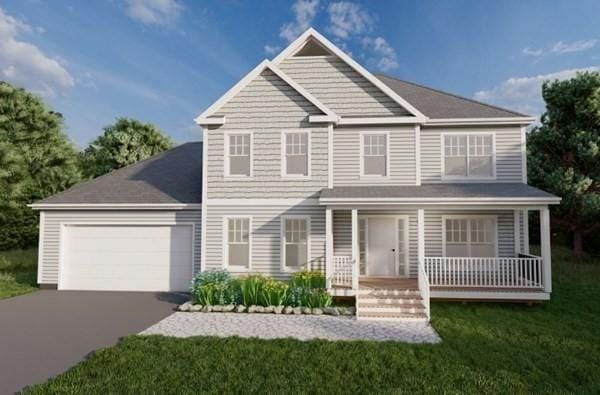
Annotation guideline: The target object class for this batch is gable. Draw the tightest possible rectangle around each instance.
[279,55,411,117]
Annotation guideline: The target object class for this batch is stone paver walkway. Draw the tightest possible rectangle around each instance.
[140,313,441,343]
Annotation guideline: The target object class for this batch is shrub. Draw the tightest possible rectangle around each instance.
[289,270,326,289]
[260,279,289,306]
[190,270,237,305]
[238,275,269,306]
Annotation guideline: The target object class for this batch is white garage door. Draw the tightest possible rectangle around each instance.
[61,225,193,292]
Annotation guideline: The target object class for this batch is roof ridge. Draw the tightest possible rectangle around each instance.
[34,142,201,204]
[374,73,529,118]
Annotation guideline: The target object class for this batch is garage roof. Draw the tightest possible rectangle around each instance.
[34,142,202,205]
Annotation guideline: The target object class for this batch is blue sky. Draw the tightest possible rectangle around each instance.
[1,0,599,147]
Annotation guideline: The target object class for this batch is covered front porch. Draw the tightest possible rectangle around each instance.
[320,184,561,320]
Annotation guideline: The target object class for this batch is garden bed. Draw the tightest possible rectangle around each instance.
[181,269,355,316]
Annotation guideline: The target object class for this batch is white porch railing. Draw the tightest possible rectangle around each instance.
[417,259,431,320]
[330,256,355,289]
[423,256,544,289]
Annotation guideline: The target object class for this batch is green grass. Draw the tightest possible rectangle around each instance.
[0,248,38,300]
[24,245,600,394]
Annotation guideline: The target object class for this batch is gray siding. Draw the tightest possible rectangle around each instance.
[279,56,410,117]
[208,69,328,198]
[333,126,417,185]
[204,204,325,279]
[38,210,202,285]
[420,126,523,183]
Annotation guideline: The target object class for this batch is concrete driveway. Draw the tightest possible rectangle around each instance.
[0,290,186,394]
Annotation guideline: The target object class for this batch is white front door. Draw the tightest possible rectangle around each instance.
[366,217,397,277]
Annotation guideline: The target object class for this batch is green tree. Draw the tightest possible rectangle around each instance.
[0,81,81,249]
[81,118,174,178]
[527,71,600,261]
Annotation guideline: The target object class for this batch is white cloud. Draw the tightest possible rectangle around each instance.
[474,67,600,117]
[551,39,597,54]
[280,0,319,43]
[125,0,182,25]
[327,1,373,39]
[264,44,281,56]
[0,7,74,98]
[522,47,543,56]
[362,36,398,72]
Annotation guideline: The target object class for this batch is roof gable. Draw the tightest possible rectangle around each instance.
[195,60,336,125]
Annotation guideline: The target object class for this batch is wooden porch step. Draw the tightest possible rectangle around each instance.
[358,303,426,314]
[359,296,423,305]
[358,311,428,321]
[358,288,421,297]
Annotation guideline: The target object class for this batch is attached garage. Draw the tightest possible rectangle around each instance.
[30,142,204,292]
[60,225,194,291]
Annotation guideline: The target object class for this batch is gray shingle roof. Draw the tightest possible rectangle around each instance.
[36,142,202,205]
[375,74,528,119]
[320,184,559,200]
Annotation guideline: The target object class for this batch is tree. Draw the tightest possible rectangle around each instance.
[0,81,81,249]
[80,118,174,179]
[527,71,600,261]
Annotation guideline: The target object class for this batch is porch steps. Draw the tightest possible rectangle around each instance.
[357,288,427,322]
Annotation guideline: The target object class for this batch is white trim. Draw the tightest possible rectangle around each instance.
[200,130,208,273]
[207,198,320,206]
[540,207,552,293]
[359,131,390,178]
[309,115,337,123]
[441,215,499,258]
[328,123,334,188]
[272,28,427,121]
[281,129,312,179]
[440,132,497,181]
[415,124,421,186]
[337,117,421,125]
[57,222,196,291]
[351,209,359,290]
[417,208,424,264]
[197,116,225,125]
[29,203,202,210]
[521,125,528,183]
[426,117,536,126]
[319,197,562,205]
[280,214,311,272]
[194,59,337,124]
[36,211,45,284]
[325,208,333,288]
[224,130,253,178]
[360,214,409,278]
[523,209,530,254]
[223,216,252,272]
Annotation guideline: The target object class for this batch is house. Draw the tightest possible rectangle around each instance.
[31,28,560,321]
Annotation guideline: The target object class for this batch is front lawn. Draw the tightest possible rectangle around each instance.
[0,248,38,300]
[24,245,600,393]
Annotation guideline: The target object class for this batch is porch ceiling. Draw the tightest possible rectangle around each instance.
[319,183,560,206]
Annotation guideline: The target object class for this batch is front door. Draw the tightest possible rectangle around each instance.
[366,217,398,277]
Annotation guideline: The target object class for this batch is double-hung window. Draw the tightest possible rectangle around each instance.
[444,217,496,257]
[225,217,250,269]
[282,131,310,177]
[281,217,309,270]
[443,134,494,179]
[361,133,388,177]
[226,132,252,177]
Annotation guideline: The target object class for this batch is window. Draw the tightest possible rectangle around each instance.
[283,131,310,177]
[282,217,309,269]
[444,217,496,257]
[226,218,250,268]
[226,133,251,176]
[361,133,387,177]
[443,134,494,178]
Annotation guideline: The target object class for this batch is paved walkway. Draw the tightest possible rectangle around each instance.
[141,313,441,343]
[0,291,186,394]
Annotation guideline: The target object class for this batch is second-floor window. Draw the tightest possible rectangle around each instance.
[226,132,252,177]
[361,133,388,177]
[443,134,495,179]
[282,131,310,177]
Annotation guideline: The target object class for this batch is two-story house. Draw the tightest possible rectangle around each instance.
[31,28,560,321]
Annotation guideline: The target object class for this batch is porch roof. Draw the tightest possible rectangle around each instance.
[319,183,560,206]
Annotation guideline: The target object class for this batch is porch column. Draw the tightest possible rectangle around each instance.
[351,208,359,290]
[523,209,530,254]
[325,207,333,289]
[540,207,552,293]
[417,209,425,264]
[513,210,521,256]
